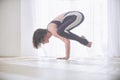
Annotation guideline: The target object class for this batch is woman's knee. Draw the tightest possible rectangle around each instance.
[57,29,64,36]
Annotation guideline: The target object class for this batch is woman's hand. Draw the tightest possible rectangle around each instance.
[56,57,69,60]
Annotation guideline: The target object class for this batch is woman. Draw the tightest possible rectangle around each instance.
[33,11,92,60]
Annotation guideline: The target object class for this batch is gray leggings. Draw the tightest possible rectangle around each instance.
[52,11,89,45]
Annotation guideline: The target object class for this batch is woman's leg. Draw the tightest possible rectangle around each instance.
[57,13,89,46]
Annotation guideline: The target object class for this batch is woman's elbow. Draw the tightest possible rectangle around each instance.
[64,39,70,44]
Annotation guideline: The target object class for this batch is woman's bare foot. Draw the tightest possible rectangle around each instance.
[86,42,92,48]
[81,35,92,48]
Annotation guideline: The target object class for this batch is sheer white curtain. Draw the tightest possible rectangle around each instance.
[107,0,120,58]
[31,0,109,59]
[21,0,120,58]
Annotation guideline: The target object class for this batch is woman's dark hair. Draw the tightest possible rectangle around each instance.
[33,28,48,49]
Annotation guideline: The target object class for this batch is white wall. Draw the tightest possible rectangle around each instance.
[0,0,42,57]
[1,0,119,58]
[0,0,20,56]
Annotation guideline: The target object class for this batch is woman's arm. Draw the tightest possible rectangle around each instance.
[48,24,70,60]
[55,33,70,60]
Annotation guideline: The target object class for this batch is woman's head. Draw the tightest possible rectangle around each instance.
[33,28,51,49]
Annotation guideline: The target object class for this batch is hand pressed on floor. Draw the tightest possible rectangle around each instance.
[56,57,69,60]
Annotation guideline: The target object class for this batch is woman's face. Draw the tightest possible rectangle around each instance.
[42,32,52,44]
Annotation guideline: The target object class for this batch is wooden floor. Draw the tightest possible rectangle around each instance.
[0,57,120,80]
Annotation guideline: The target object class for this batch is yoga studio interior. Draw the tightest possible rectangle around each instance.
[0,0,120,80]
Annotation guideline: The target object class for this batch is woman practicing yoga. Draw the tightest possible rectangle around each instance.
[33,11,92,60]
